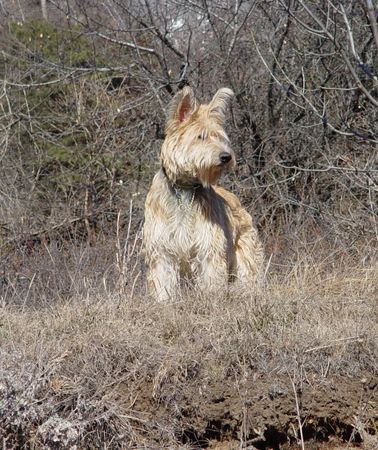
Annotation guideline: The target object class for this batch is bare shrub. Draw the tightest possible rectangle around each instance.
[1,0,377,254]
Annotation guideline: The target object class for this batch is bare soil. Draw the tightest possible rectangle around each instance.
[117,372,377,449]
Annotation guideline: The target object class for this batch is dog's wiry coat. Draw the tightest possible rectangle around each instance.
[143,87,264,301]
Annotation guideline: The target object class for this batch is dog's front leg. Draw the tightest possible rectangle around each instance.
[195,253,229,296]
[147,257,179,302]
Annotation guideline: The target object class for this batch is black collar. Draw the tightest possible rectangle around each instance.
[161,167,202,191]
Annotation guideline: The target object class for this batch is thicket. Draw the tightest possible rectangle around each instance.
[1,0,377,291]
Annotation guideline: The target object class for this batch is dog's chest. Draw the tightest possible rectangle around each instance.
[166,193,206,257]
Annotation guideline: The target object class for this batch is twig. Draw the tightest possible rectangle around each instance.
[0,216,94,251]
[304,336,364,353]
[290,375,305,450]
[365,0,378,51]
[296,0,378,106]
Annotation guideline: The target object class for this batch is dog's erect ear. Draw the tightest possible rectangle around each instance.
[208,88,234,121]
[167,86,197,126]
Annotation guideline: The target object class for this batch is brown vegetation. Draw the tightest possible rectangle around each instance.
[0,0,377,448]
[1,247,377,448]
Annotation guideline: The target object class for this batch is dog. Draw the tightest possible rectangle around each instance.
[143,86,264,301]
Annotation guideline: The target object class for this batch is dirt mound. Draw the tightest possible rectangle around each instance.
[125,373,377,449]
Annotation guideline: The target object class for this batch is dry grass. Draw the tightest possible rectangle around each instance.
[0,241,377,448]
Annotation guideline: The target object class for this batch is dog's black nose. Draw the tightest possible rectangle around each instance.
[220,152,232,164]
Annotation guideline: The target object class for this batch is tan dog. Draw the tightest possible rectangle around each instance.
[143,87,264,301]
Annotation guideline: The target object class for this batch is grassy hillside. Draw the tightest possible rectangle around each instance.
[1,238,377,448]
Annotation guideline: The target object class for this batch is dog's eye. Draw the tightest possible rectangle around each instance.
[198,134,206,140]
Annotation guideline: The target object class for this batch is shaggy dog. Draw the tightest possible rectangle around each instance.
[143,87,263,301]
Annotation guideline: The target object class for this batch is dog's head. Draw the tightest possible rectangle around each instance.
[160,87,235,187]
